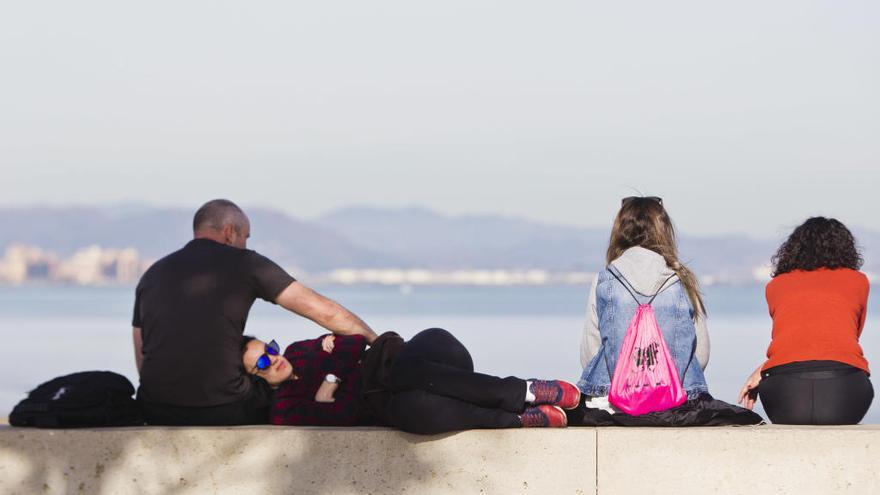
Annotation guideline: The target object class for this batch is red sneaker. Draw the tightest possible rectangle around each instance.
[520,405,568,428]
[529,380,581,410]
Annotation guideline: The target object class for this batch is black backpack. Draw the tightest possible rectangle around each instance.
[9,371,143,428]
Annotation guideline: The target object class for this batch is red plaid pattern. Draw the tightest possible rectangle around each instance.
[269,334,367,426]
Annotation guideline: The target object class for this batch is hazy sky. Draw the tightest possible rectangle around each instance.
[1,1,878,237]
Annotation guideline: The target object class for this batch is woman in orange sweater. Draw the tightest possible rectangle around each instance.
[738,217,872,424]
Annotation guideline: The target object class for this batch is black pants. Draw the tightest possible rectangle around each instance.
[759,361,874,425]
[139,380,272,426]
[387,328,526,434]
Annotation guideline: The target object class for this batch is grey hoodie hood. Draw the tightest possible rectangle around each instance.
[609,246,678,296]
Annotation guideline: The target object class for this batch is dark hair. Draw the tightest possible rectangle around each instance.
[193,199,247,233]
[241,335,256,354]
[771,217,863,277]
[241,335,257,373]
[607,197,705,317]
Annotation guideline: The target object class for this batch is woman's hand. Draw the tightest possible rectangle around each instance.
[315,380,338,403]
[738,365,763,410]
[321,335,336,354]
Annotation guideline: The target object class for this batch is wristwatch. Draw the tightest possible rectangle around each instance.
[324,374,340,384]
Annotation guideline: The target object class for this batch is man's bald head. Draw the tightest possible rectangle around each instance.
[193,199,250,248]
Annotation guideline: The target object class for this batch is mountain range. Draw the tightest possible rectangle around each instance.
[1,204,877,280]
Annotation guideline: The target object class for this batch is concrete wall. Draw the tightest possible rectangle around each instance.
[0,425,878,494]
[597,426,880,494]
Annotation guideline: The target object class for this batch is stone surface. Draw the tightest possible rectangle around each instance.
[3,425,880,494]
[0,426,596,495]
[597,425,880,495]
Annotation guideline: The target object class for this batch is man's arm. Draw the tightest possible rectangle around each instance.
[275,282,378,343]
[132,326,144,375]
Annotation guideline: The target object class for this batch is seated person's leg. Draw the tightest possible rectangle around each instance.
[758,374,813,424]
[389,389,521,434]
[812,371,874,424]
[139,396,268,426]
[139,401,191,426]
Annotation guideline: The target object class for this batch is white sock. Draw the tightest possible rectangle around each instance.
[525,381,536,403]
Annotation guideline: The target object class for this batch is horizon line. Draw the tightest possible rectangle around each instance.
[1,200,858,241]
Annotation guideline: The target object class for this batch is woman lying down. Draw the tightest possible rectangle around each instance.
[241,328,580,434]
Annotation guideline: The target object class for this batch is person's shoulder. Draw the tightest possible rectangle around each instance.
[136,247,184,283]
[284,337,321,353]
[769,268,869,290]
[838,268,870,291]
[838,268,869,281]
[814,267,868,287]
[239,247,282,266]
[200,244,278,273]
[768,269,814,285]
[766,271,788,287]
[765,270,799,299]
[239,249,292,278]
[591,269,613,293]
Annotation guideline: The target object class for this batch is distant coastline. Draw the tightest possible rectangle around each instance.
[0,274,790,289]
[2,205,877,288]
[2,262,875,289]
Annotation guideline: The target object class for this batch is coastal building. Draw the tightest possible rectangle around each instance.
[0,245,58,284]
[55,246,149,285]
[0,245,151,285]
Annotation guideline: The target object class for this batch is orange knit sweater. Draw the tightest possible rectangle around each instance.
[762,268,870,373]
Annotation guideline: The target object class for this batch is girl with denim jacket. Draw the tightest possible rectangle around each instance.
[571,197,760,426]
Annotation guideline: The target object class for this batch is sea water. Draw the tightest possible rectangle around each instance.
[1,284,878,423]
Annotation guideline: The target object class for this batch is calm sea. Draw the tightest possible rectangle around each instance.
[1,284,878,423]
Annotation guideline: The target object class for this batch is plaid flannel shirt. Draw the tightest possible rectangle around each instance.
[269,334,367,426]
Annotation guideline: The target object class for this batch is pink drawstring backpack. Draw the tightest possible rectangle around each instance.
[608,271,686,415]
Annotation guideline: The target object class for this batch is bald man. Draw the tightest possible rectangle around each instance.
[132,199,377,425]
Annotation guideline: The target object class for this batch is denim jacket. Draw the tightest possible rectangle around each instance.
[577,248,709,399]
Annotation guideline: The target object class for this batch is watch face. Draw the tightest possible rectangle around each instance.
[325,374,338,383]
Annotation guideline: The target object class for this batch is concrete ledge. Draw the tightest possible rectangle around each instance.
[597,426,880,494]
[1,425,879,494]
[0,426,594,495]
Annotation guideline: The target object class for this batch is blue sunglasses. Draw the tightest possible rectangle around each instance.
[255,340,281,371]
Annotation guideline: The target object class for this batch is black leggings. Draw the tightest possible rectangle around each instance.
[758,361,874,425]
[387,328,527,434]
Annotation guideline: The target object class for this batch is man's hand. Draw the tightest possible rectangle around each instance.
[322,335,336,353]
[275,281,378,343]
[315,380,338,403]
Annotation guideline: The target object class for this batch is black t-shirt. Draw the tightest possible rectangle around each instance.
[132,239,295,407]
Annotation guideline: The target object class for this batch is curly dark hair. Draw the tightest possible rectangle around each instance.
[771,217,863,277]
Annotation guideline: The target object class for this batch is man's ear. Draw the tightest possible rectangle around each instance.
[221,224,236,245]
